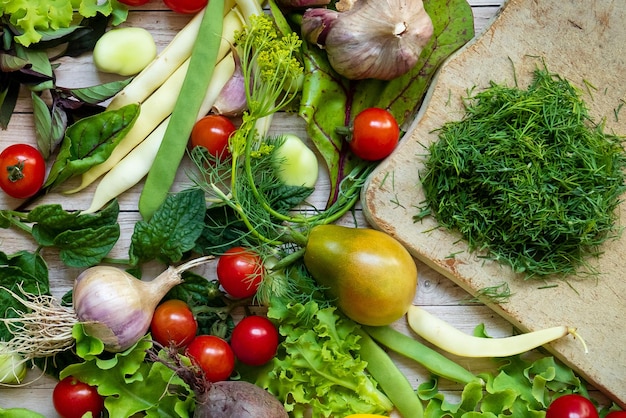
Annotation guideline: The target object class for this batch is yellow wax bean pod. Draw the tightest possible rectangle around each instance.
[407,305,587,358]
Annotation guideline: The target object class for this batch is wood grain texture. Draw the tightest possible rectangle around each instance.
[4,0,612,416]
[363,0,626,407]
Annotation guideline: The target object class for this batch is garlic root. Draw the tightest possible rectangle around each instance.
[0,285,78,365]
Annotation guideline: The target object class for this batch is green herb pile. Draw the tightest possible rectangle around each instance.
[416,67,626,278]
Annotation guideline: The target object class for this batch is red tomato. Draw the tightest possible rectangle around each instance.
[117,0,150,5]
[52,376,104,418]
[150,299,198,348]
[162,0,207,14]
[348,107,399,161]
[189,115,236,160]
[546,394,599,418]
[186,335,235,382]
[230,316,279,366]
[0,144,46,199]
[606,412,626,418]
[216,247,264,299]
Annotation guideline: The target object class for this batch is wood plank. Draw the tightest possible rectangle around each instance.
[14,2,617,416]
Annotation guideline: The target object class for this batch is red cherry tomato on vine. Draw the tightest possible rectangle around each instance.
[117,0,150,6]
[546,394,599,418]
[230,316,279,366]
[348,107,399,161]
[0,144,46,199]
[606,412,626,418]
[162,0,207,14]
[186,335,235,382]
[189,115,236,160]
[216,247,264,299]
[150,299,198,348]
[52,376,104,418]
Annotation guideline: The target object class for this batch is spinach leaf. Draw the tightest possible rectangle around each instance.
[44,103,140,189]
[130,188,206,266]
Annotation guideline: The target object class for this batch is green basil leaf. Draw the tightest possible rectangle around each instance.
[0,53,29,71]
[14,45,54,92]
[31,90,54,158]
[44,103,140,189]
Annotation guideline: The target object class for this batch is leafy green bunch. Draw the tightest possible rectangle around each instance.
[0,0,128,46]
[418,67,626,278]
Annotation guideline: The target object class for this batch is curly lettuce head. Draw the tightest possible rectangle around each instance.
[0,0,128,47]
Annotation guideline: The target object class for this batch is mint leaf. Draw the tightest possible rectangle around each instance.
[55,223,120,267]
[27,200,120,267]
[130,188,206,266]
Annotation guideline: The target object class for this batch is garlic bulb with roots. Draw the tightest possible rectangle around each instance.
[73,256,213,352]
[302,0,434,80]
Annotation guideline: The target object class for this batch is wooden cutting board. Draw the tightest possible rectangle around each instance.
[363,0,626,408]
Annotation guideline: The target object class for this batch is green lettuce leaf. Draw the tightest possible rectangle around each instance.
[257,300,392,418]
[61,335,194,418]
[0,0,128,46]
[417,353,590,417]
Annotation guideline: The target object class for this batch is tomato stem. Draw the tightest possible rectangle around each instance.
[6,160,26,182]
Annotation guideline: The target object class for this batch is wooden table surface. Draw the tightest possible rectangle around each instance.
[0,1,610,416]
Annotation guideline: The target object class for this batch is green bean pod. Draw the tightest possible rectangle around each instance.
[363,325,480,386]
[139,0,225,220]
[354,328,424,418]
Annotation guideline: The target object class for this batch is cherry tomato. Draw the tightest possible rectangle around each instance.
[216,247,264,299]
[186,335,235,382]
[189,115,236,160]
[546,394,599,418]
[162,0,207,14]
[117,0,150,5]
[348,107,399,161]
[52,376,104,418]
[230,316,279,366]
[150,299,198,348]
[0,144,46,199]
[606,412,626,418]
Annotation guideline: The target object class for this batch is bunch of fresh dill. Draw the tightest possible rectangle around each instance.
[416,67,626,278]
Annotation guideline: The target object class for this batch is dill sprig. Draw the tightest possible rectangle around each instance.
[416,67,626,278]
